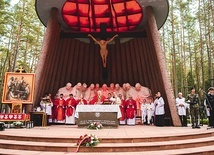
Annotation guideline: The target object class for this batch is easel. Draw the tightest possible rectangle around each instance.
[1,66,34,126]
[42,99,48,127]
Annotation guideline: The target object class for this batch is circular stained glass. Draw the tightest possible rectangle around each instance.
[62,0,143,32]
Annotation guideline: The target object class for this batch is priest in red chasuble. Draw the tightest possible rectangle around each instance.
[125,95,137,125]
[118,94,126,125]
[77,94,87,105]
[89,90,105,105]
[55,94,66,123]
[65,94,77,124]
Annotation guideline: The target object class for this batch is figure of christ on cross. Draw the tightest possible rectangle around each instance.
[88,34,118,68]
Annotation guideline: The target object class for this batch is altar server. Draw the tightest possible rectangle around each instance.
[176,92,187,127]
[141,99,148,125]
[154,92,165,126]
[65,94,77,124]
[147,97,155,125]
[110,92,121,105]
[125,95,137,125]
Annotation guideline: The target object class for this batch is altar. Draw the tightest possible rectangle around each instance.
[75,105,122,127]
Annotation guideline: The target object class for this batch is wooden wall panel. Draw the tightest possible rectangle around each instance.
[41,36,171,91]
[87,42,95,84]
[120,43,128,83]
[129,39,138,84]
[53,39,66,91]
[114,40,121,84]
[61,39,71,86]
[63,39,73,84]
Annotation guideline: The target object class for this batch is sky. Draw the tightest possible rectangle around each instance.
[10,0,19,5]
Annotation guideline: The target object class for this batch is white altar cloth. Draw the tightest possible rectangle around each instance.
[75,105,122,119]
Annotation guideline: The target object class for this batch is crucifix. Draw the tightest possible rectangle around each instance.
[18,66,25,73]
[88,23,118,68]
[88,34,118,68]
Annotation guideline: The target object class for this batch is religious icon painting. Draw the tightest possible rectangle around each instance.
[11,102,22,113]
[2,72,35,103]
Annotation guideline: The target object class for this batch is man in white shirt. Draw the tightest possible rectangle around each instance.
[176,92,187,127]
[40,94,53,125]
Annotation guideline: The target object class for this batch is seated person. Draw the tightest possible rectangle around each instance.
[95,90,105,104]
[110,92,121,105]
[103,93,112,104]
[77,94,87,105]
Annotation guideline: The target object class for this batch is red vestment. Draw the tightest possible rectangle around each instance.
[52,99,58,120]
[77,99,87,105]
[56,98,66,121]
[65,98,77,116]
[119,99,126,121]
[89,95,105,104]
[125,99,137,119]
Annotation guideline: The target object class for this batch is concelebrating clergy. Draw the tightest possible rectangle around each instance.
[38,82,170,127]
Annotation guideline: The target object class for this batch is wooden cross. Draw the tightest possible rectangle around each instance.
[18,66,24,73]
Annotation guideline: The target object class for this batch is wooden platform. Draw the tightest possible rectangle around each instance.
[0,124,214,154]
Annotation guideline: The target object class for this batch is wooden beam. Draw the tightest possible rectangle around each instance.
[60,31,147,38]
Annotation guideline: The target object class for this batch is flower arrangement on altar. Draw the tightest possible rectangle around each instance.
[87,122,103,130]
[75,134,100,152]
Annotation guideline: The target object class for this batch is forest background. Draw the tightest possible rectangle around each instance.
[0,0,213,103]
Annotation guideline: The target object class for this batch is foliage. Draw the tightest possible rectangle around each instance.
[76,134,100,147]
[13,121,23,127]
[75,134,100,152]
[0,0,44,104]
[160,0,214,97]
[187,118,209,125]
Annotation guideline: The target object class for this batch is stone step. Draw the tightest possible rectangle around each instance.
[0,145,214,155]
[0,129,213,143]
[0,136,214,152]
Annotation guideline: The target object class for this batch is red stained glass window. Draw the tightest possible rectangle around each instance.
[62,0,143,32]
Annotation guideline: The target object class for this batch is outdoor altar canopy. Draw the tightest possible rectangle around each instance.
[34,0,181,126]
